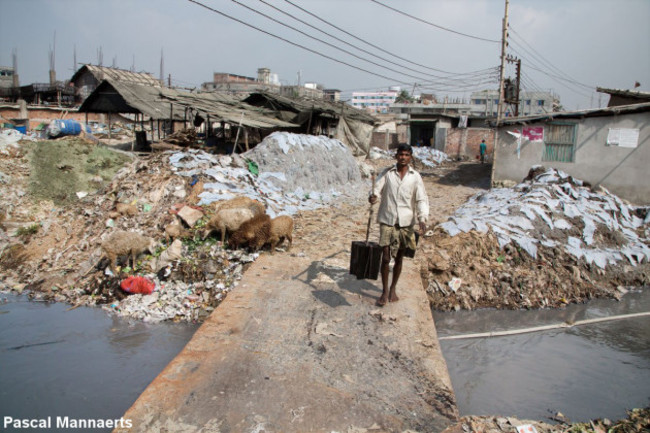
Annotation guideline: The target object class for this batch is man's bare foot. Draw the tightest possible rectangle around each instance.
[389,293,399,303]
[376,296,387,307]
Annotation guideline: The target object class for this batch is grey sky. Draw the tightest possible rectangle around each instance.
[1,0,648,110]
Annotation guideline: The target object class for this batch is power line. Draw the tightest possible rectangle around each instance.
[508,38,593,92]
[509,26,594,90]
[232,0,442,83]
[259,0,491,85]
[370,0,500,43]
[187,0,498,94]
[242,0,488,86]
[281,0,488,76]
[186,0,411,85]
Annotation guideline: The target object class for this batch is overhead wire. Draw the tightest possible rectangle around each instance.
[509,26,594,90]
[509,39,594,94]
[185,0,413,85]
[280,0,489,76]
[226,0,437,83]
[252,0,494,87]
[370,0,500,43]
[188,0,499,96]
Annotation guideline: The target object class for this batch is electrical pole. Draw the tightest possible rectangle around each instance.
[497,0,510,125]
[505,54,521,116]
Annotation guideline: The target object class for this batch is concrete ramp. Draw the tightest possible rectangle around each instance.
[116,253,457,433]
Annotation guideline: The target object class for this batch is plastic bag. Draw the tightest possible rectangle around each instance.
[120,276,156,295]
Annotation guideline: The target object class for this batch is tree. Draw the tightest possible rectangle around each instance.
[394,90,414,104]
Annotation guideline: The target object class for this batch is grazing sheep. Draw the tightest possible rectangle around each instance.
[115,202,138,216]
[228,213,271,251]
[164,218,189,242]
[203,196,266,243]
[213,196,265,216]
[202,207,255,243]
[101,231,157,272]
[267,215,294,254]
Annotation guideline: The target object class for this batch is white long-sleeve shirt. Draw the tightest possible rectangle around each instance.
[372,164,429,227]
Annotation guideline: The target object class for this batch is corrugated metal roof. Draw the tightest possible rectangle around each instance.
[497,102,650,125]
[71,64,162,87]
[244,91,377,125]
[596,87,650,100]
[78,79,298,128]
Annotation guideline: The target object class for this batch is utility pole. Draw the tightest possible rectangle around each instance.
[492,0,510,189]
[497,0,510,125]
[505,54,521,116]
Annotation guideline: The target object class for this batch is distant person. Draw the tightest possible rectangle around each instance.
[416,138,423,147]
[368,144,429,306]
[480,139,487,164]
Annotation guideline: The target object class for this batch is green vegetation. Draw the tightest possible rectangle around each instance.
[28,138,132,205]
[15,223,40,237]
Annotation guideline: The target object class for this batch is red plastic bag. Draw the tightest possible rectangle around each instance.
[120,276,156,295]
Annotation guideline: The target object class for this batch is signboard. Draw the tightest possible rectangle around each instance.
[607,128,639,148]
[523,126,544,142]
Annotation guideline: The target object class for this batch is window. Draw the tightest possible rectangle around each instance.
[537,100,545,106]
[543,123,576,163]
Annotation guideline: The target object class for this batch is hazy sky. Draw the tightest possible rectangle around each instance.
[1,0,648,110]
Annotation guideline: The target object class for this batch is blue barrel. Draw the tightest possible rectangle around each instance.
[15,126,27,134]
[47,119,90,138]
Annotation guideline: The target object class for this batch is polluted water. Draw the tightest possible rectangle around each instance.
[435,288,650,423]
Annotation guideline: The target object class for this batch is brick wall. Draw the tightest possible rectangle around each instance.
[445,127,493,160]
[0,106,104,130]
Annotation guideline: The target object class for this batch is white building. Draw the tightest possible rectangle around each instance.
[351,87,400,113]
[470,89,559,117]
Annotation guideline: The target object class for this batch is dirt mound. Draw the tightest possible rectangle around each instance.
[424,166,650,311]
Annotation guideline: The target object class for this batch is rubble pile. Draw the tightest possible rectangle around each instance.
[164,128,198,147]
[0,132,369,322]
[369,145,451,167]
[426,166,650,311]
[173,131,366,217]
[442,407,650,433]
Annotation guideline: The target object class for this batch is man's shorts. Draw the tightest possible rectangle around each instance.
[379,223,417,258]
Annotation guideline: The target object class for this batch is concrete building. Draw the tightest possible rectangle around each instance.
[201,68,281,95]
[351,88,400,113]
[323,89,341,102]
[492,102,650,204]
[469,89,559,117]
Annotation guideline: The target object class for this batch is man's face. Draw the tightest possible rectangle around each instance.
[396,150,412,167]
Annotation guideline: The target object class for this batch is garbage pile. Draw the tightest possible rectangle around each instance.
[368,145,450,167]
[172,131,366,217]
[0,132,367,322]
[426,166,650,311]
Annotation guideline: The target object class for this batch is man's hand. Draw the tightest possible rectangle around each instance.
[368,194,378,205]
[418,221,426,234]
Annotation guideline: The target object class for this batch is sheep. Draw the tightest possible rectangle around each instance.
[213,196,265,216]
[101,230,157,272]
[202,207,255,243]
[164,217,190,242]
[228,213,271,251]
[266,215,294,254]
[108,202,138,219]
[203,196,266,243]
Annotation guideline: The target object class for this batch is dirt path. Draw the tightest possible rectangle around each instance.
[294,159,492,290]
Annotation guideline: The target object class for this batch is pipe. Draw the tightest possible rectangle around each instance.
[439,311,650,341]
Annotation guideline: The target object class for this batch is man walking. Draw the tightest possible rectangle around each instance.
[369,144,429,306]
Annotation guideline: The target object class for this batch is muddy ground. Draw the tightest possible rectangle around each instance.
[1,136,648,431]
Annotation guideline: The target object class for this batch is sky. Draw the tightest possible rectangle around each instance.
[0,0,648,111]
